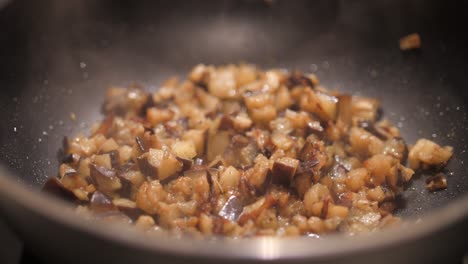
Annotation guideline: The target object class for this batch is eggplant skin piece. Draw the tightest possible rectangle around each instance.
[49,64,454,237]
[271,157,299,185]
[136,148,182,180]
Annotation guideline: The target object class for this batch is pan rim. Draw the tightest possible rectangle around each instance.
[0,165,467,260]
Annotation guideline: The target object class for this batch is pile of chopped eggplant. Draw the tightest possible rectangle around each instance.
[44,64,453,237]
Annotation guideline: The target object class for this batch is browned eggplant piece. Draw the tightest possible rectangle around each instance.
[206,131,231,162]
[136,148,182,180]
[112,198,144,221]
[271,157,300,186]
[286,72,315,89]
[106,150,120,168]
[135,132,161,154]
[218,114,236,131]
[139,94,156,117]
[94,114,115,137]
[184,168,208,179]
[90,192,133,224]
[189,64,211,89]
[182,129,208,157]
[223,135,259,168]
[351,96,380,122]
[337,94,352,126]
[219,114,253,132]
[218,195,243,222]
[299,140,327,176]
[42,177,77,201]
[136,152,160,179]
[62,153,81,165]
[238,195,277,225]
[208,156,226,168]
[59,164,77,179]
[171,140,197,160]
[90,191,117,212]
[177,156,193,171]
[383,137,408,162]
[116,164,145,197]
[89,163,122,195]
[426,173,448,192]
[103,86,149,117]
[359,121,389,141]
[300,89,338,121]
[164,118,189,138]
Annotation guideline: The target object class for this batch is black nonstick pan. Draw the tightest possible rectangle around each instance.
[0,0,467,263]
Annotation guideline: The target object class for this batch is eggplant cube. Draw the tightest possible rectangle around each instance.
[137,148,182,180]
[272,157,299,185]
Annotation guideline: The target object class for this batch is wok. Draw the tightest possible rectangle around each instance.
[0,0,467,263]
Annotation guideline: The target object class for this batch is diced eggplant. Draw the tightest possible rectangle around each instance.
[136,148,182,180]
[103,86,149,117]
[219,114,253,132]
[182,129,207,157]
[89,163,122,195]
[112,198,144,220]
[94,154,112,169]
[171,140,197,159]
[195,87,220,113]
[177,156,193,171]
[106,150,121,168]
[189,64,211,89]
[271,157,300,186]
[208,156,226,168]
[351,96,380,122]
[90,191,117,212]
[300,89,338,121]
[219,166,241,192]
[164,118,189,138]
[383,137,408,162]
[184,169,208,179]
[349,127,385,158]
[185,169,210,203]
[358,121,388,141]
[62,153,81,165]
[307,121,324,133]
[337,94,352,126]
[117,168,144,194]
[408,139,453,170]
[100,138,119,153]
[223,135,259,168]
[58,164,77,179]
[206,131,231,162]
[286,72,315,89]
[238,195,277,225]
[245,154,270,190]
[426,173,448,192]
[219,114,236,131]
[218,195,243,222]
[146,107,175,126]
[42,177,77,201]
[208,67,239,99]
[299,140,327,175]
[94,114,115,137]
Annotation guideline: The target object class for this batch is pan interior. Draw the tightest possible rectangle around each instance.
[0,0,467,220]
